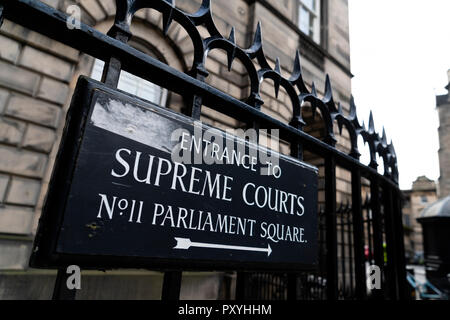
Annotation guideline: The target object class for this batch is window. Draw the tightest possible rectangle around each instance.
[420,196,428,204]
[91,59,168,106]
[404,215,411,227]
[298,0,321,44]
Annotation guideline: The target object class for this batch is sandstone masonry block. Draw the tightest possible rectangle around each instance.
[0,34,21,63]
[6,95,60,128]
[40,0,60,8]
[0,88,8,113]
[278,103,293,122]
[37,77,70,105]
[1,20,79,62]
[0,240,31,270]
[23,124,56,153]
[80,0,107,22]
[98,0,116,16]
[0,145,47,178]
[0,118,26,145]
[0,205,34,235]
[19,46,73,82]
[0,61,40,95]
[6,177,41,206]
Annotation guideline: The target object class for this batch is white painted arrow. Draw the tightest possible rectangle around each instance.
[173,237,272,257]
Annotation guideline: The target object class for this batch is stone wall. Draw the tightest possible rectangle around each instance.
[402,176,438,255]
[437,72,450,197]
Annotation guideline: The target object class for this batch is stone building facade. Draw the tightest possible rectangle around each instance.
[437,70,450,198]
[0,0,353,299]
[402,176,437,259]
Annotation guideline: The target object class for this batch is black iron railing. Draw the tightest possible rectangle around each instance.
[0,0,408,300]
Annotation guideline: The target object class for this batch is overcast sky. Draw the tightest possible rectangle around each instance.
[348,0,450,190]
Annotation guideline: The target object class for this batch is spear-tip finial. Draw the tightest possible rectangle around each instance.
[273,57,281,98]
[162,2,175,35]
[227,27,236,71]
[324,74,334,102]
[228,27,235,44]
[311,81,317,96]
[368,111,375,133]
[381,127,387,145]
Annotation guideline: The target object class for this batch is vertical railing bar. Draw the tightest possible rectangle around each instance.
[190,95,203,120]
[263,274,266,300]
[382,183,398,299]
[256,274,260,300]
[161,270,182,299]
[261,273,265,300]
[370,175,385,299]
[100,30,130,88]
[366,203,373,265]
[52,267,76,300]
[161,271,183,301]
[274,274,277,300]
[351,168,366,299]
[279,274,282,300]
[269,274,272,300]
[286,133,304,301]
[264,274,268,300]
[347,207,355,298]
[325,155,338,300]
[252,274,264,298]
[235,272,246,300]
[393,188,408,300]
[319,206,326,300]
[101,56,122,88]
[287,273,297,301]
[236,114,262,300]
[264,274,267,300]
[275,276,278,298]
[340,205,347,298]
[254,274,258,299]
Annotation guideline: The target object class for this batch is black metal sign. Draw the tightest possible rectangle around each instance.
[31,77,318,271]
